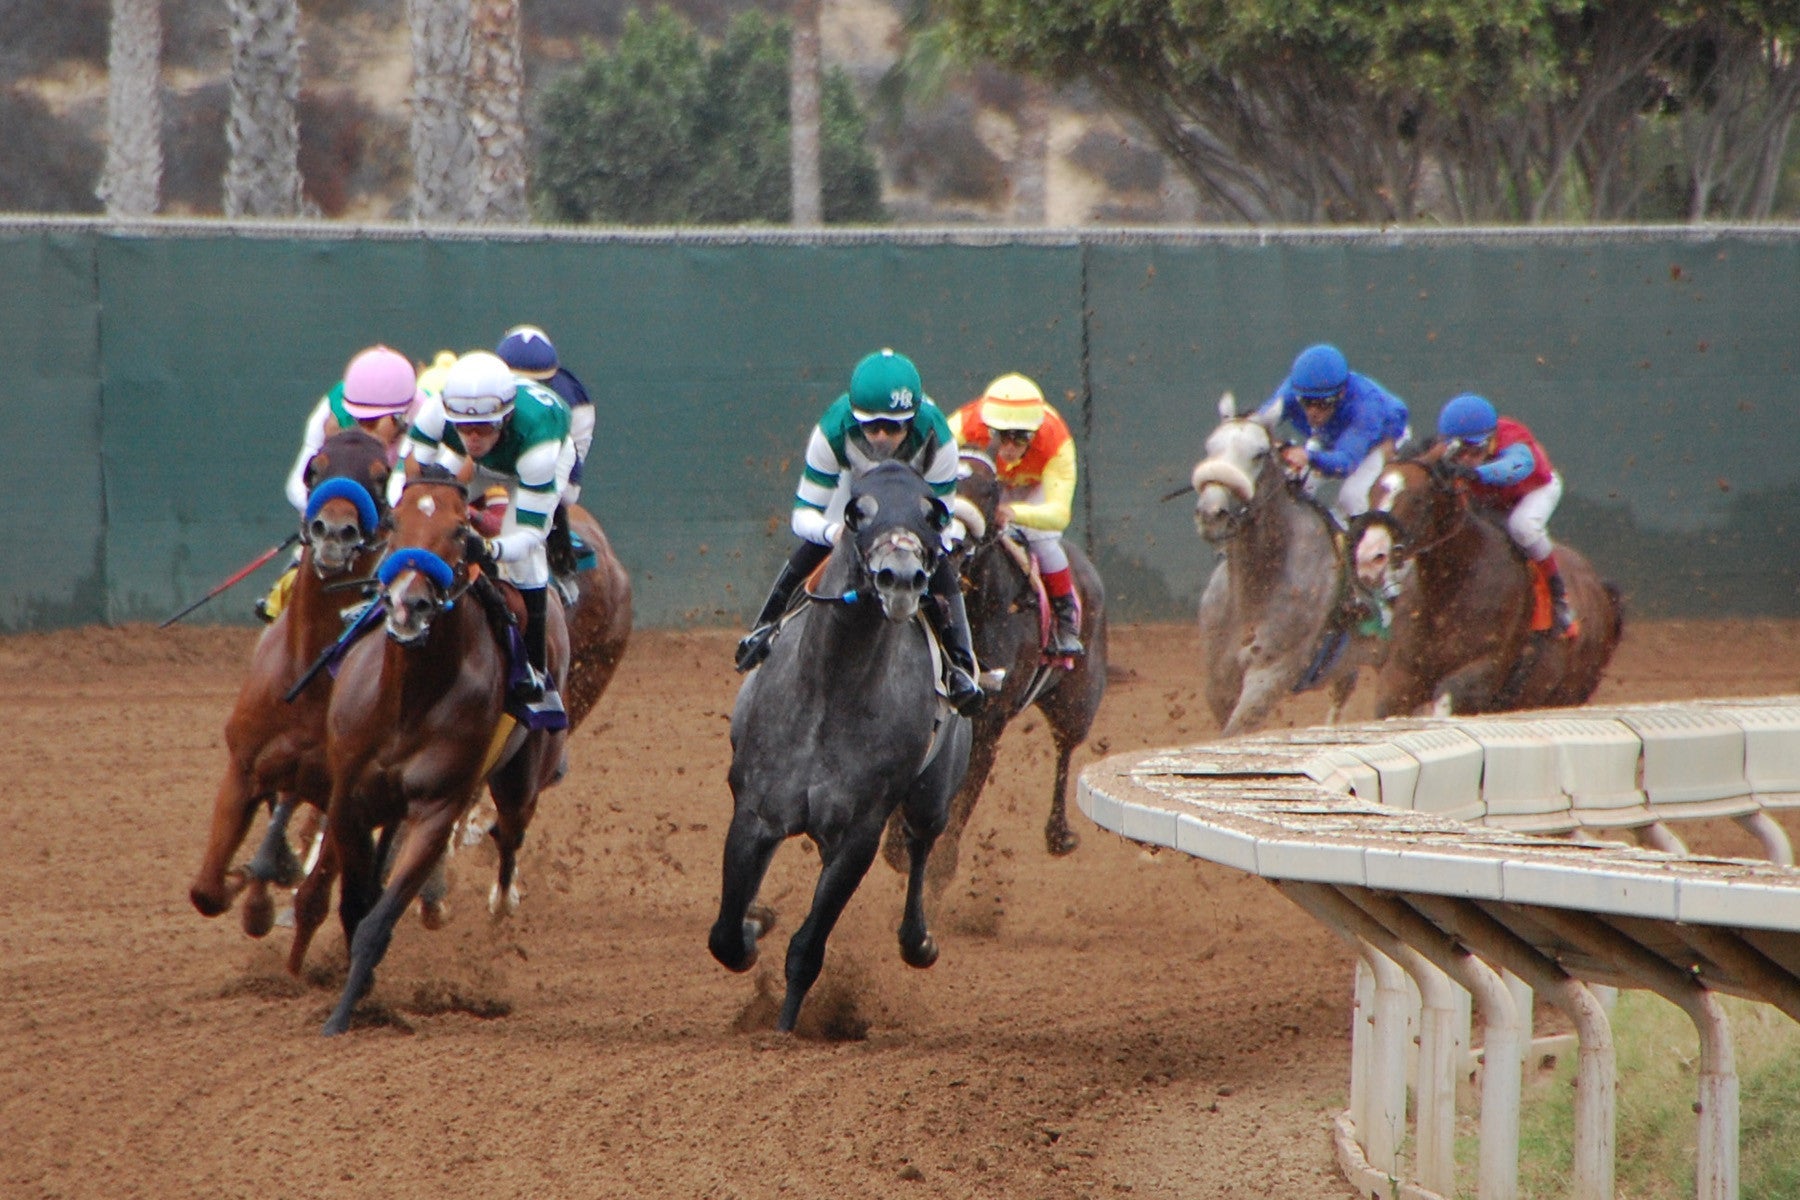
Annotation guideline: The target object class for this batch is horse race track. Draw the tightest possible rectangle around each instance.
[3,619,1796,1200]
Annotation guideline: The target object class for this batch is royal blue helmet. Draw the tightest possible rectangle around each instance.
[496,324,559,380]
[1437,393,1498,443]
[1290,343,1349,400]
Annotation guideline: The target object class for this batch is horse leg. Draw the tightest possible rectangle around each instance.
[323,806,458,1036]
[287,832,339,976]
[239,795,303,938]
[898,719,968,967]
[1222,663,1294,736]
[487,752,548,918]
[418,855,451,930]
[1324,667,1359,727]
[188,768,264,917]
[778,823,885,1033]
[708,803,784,973]
[1043,733,1080,857]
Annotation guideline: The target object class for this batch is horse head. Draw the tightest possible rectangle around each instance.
[953,451,1000,545]
[379,465,473,645]
[301,429,391,575]
[1353,454,1458,592]
[1191,416,1273,544]
[843,460,951,624]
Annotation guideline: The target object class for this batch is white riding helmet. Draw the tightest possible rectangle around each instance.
[440,350,517,424]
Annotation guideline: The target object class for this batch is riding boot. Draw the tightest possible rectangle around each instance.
[1048,593,1084,657]
[515,585,555,705]
[1546,565,1579,638]
[735,541,830,673]
[546,506,578,578]
[928,559,985,717]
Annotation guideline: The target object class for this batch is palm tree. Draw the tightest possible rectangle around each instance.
[789,0,823,226]
[466,0,527,223]
[407,0,472,222]
[98,0,162,217]
[222,0,305,217]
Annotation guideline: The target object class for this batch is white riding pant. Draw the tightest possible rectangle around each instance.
[1330,439,1400,520]
[1507,473,1562,562]
[1002,482,1070,573]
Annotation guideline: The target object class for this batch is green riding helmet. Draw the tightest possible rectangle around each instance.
[849,348,923,422]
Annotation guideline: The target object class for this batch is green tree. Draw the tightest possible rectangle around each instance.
[937,0,1800,223]
[534,7,884,225]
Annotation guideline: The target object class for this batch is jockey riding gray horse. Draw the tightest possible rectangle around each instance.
[710,460,973,1033]
[1193,394,1378,735]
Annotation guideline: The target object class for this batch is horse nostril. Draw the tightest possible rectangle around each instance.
[876,568,898,589]
[910,570,927,591]
[310,519,330,541]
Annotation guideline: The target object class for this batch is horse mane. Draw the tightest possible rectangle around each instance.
[405,462,468,496]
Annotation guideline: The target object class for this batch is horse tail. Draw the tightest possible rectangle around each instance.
[1601,580,1625,648]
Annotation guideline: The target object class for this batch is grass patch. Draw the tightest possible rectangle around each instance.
[1462,991,1800,1199]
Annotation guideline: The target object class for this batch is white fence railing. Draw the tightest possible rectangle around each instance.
[1076,697,1800,1200]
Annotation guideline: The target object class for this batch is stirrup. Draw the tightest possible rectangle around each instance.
[512,664,549,704]
[945,667,986,717]
[735,623,777,673]
[1049,627,1085,657]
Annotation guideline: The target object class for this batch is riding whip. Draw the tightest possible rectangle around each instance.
[158,532,302,628]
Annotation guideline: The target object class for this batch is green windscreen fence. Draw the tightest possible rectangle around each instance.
[0,221,1793,631]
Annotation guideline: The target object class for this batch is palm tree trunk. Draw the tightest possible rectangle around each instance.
[223,0,306,218]
[98,0,162,217]
[1010,77,1050,224]
[789,0,823,226]
[467,0,527,223]
[407,0,472,222]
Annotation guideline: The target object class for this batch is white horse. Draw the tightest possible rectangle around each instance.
[1193,394,1374,734]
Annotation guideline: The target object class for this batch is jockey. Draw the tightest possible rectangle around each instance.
[259,344,419,623]
[282,344,419,515]
[734,348,985,717]
[496,324,595,577]
[1253,342,1410,523]
[406,349,575,715]
[1437,392,1579,637]
[947,373,1084,657]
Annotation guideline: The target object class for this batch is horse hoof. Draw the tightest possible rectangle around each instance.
[901,934,939,969]
[488,882,520,917]
[1046,828,1080,857]
[241,889,276,938]
[419,897,451,930]
[189,885,229,918]
[746,902,778,939]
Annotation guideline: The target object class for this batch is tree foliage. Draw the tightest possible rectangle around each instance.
[533,6,884,225]
[937,0,1800,223]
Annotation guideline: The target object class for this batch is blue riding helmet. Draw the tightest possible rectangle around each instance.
[1438,393,1498,444]
[496,325,559,379]
[1290,343,1349,400]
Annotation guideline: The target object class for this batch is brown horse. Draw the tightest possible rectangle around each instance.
[289,468,570,1035]
[557,505,633,728]
[187,429,390,935]
[1350,451,1623,718]
[880,451,1107,888]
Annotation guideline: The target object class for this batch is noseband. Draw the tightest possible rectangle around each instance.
[302,477,390,557]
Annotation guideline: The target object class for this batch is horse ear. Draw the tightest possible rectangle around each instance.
[923,495,951,531]
[454,456,477,485]
[1218,391,1237,420]
[845,493,879,532]
[304,451,328,490]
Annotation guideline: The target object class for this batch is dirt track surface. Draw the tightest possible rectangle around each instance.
[4,618,1797,1200]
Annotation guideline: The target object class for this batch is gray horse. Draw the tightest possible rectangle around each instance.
[709,460,973,1033]
[1193,394,1372,734]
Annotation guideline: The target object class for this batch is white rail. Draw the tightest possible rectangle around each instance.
[1077,697,1800,1200]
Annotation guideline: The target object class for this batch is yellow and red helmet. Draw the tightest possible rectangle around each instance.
[979,373,1048,432]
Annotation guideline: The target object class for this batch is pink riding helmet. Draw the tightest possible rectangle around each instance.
[341,345,420,419]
